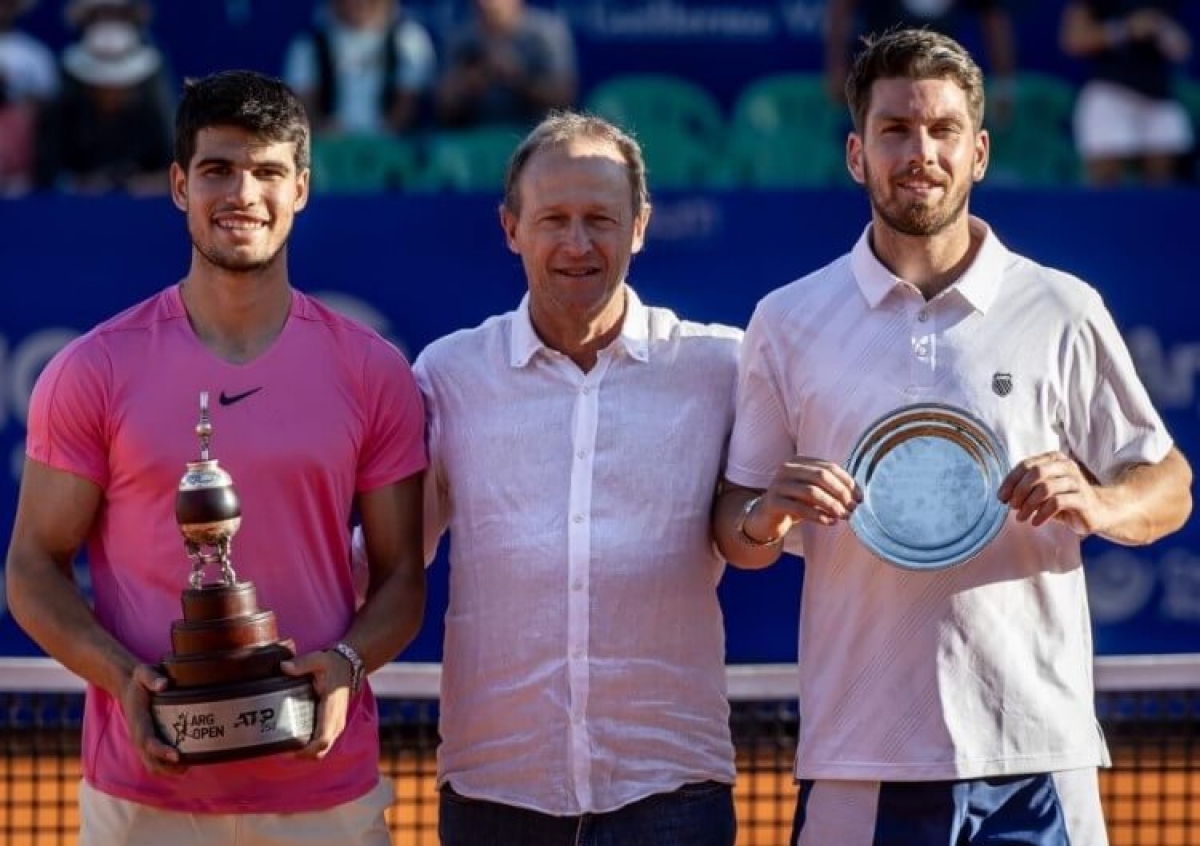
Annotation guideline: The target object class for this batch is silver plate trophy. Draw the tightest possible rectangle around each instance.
[845,403,1010,570]
[149,392,316,764]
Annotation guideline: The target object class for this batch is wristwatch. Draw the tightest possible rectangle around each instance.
[735,494,785,548]
[330,641,365,694]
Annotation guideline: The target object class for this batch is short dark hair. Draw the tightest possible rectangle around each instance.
[174,70,310,171]
[845,28,986,134]
[503,110,650,218]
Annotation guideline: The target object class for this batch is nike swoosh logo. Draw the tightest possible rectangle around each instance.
[218,387,263,406]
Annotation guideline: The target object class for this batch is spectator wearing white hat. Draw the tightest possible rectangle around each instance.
[36,0,172,194]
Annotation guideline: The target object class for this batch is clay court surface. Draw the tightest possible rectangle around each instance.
[3,752,1196,846]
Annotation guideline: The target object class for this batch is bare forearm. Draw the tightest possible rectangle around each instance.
[342,567,426,672]
[6,557,137,695]
[1095,447,1192,545]
[713,486,786,570]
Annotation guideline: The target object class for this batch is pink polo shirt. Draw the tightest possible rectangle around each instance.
[26,284,426,813]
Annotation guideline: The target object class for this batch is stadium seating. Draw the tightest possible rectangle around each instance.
[732,72,842,137]
[728,72,847,187]
[586,73,726,148]
[309,134,422,194]
[632,124,732,189]
[419,127,522,192]
[585,73,729,188]
[1177,75,1200,129]
[985,72,1080,186]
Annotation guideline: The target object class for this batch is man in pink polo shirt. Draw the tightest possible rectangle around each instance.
[5,69,426,845]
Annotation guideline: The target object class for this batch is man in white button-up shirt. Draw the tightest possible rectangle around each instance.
[419,111,740,845]
[713,29,1192,846]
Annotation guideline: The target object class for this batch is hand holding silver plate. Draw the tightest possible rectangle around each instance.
[844,403,1010,570]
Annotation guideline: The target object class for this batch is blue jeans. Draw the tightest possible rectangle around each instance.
[439,781,736,846]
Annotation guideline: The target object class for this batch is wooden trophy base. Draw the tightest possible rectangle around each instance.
[151,581,316,764]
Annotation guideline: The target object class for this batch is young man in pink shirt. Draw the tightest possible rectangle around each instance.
[5,69,426,845]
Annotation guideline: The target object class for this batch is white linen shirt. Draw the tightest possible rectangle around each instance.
[418,287,741,814]
[727,218,1173,782]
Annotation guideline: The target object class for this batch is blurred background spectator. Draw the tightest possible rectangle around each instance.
[824,0,1018,124]
[434,0,576,129]
[282,0,436,137]
[0,0,56,195]
[4,1,1199,193]
[1060,0,1193,186]
[35,0,172,194]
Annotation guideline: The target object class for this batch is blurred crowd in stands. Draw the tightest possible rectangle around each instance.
[0,0,1196,196]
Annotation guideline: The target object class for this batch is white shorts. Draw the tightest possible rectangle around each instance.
[1074,80,1194,158]
[78,777,394,846]
[794,769,1108,846]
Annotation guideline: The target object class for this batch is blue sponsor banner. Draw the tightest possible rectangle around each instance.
[1,187,1198,661]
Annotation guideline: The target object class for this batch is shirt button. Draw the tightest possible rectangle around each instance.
[572,514,584,524]
[576,449,587,459]
[573,580,583,590]
[581,385,592,394]
[572,649,584,659]
[917,310,929,323]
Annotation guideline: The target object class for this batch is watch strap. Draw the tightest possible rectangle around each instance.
[330,641,365,694]
[735,494,785,548]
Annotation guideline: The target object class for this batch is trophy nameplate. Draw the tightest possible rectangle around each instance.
[150,392,316,764]
[844,403,1010,570]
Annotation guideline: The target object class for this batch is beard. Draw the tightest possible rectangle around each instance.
[191,234,288,274]
[863,161,970,238]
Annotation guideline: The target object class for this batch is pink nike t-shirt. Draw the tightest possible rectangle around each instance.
[26,285,426,813]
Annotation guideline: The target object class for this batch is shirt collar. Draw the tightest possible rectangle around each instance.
[849,216,1008,314]
[509,284,651,368]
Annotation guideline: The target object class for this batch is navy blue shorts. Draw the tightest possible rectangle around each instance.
[791,770,1107,846]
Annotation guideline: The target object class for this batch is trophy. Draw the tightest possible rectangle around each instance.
[150,392,316,764]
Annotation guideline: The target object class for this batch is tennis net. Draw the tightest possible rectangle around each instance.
[2,656,1197,845]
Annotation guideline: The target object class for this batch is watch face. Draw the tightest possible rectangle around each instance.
[844,403,1009,570]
